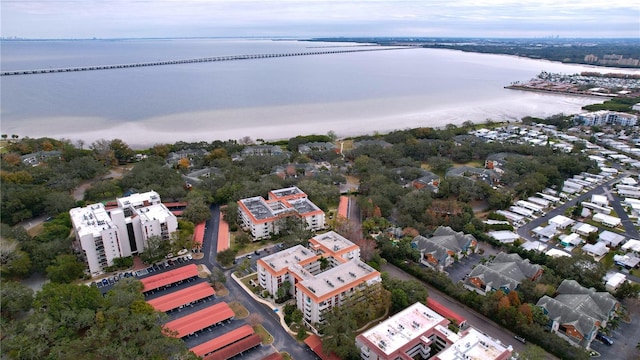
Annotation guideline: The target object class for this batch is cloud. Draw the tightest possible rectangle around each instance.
[1,0,638,38]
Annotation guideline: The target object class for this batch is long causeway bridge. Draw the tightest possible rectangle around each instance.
[1,47,412,76]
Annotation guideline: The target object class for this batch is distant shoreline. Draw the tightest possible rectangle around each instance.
[504,85,614,99]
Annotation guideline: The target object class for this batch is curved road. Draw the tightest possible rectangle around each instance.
[198,205,315,360]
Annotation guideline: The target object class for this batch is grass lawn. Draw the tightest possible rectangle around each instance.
[229,301,249,319]
[27,223,45,237]
[254,324,274,345]
[601,251,616,269]
[453,160,484,168]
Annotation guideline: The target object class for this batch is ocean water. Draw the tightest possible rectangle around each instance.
[1,38,635,148]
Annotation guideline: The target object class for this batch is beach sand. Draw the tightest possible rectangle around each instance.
[10,92,597,149]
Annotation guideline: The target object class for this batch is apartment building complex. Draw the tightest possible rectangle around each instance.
[256,231,380,326]
[575,111,638,127]
[70,191,177,276]
[356,302,512,360]
[237,186,325,239]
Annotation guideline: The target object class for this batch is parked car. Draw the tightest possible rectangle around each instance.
[514,335,526,344]
[254,250,260,255]
[186,254,192,260]
[168,259,174,266]
[102,279,109,286]
[596,332,613,345]
[177,257,184,264]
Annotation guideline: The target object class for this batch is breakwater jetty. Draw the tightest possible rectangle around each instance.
[1,47,411,76]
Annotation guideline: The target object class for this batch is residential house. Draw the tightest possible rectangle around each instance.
[410,171,440,192]
[583,242,610,259]
[412,227,477,271]
[598,231,626,248]
[532,224,558,242]
[572,222,599,237]
[592,213,621,227]
[446,166,501,186]
[21,150,62,166]
[613,254,640,269]
[464,253,543,295]
[298,142,338,154]
[487,230,520,244]
[536,279,619,348]
[548,215,575,229]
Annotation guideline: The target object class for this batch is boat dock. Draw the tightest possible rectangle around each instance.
[1,47,411,76]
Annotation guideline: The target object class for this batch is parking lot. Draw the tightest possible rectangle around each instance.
[589,298,640,360]
[93,254,194,293]
[445,243,501,282]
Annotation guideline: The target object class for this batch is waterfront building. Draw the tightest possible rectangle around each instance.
[237,186,325,239]
[70,191,177,276]
[575,111,638,127]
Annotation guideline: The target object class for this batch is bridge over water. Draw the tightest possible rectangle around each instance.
[1,47,413,76]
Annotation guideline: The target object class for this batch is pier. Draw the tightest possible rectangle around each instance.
[1,47,411,76]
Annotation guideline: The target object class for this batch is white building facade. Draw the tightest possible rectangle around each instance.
[70,191,177,276]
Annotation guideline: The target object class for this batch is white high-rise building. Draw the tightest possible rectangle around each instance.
[70,191,177,276]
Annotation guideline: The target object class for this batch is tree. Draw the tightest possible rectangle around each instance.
[110,138,134,164]
[519,344,547,360]
[0,281,33,320]
[0,237,32,278]
[614,281,640,299]
[216,248,238,267]
[139,235,169,264]
[43,191,77,216]
[209,268,227,289]
[90,138,116,165]
[46,254,85,283]
[182,198,211,224]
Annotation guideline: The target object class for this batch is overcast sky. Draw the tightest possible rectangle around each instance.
[2,0,638,39]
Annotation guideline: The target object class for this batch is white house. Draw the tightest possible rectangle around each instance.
[593,213,621,227]
[590,194,609,207]
[488,230,520,244]
[572,222,599,237]
[583,242,609,258]
[599,231,626,247]
[549,215,575,229]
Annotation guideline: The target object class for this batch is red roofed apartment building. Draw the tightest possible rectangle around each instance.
[257,231,380,328]
[237,186,325,239]
[356,302,513,360]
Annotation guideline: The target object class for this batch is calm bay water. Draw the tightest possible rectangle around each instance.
[2,38,636,148]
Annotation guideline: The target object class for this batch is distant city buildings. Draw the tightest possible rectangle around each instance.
[575,111,638,127]
[237,186,325,239]
[70,191,177,276]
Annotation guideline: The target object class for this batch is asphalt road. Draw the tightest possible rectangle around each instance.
[196,204,315,360]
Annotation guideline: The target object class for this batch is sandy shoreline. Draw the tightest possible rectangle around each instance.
[4,92,599,149]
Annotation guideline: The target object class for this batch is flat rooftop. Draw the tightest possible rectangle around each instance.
[310,231,356,253]
[261,245,317,273]
[70,203,115,237]
[137,204,174,223]
[299,259,377,300]
[359,302,448,356]
[435,328,511,360]
[289,198,320,215]
[270,186,304,198]
[240,197,275,220]
[117,190,160,208]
